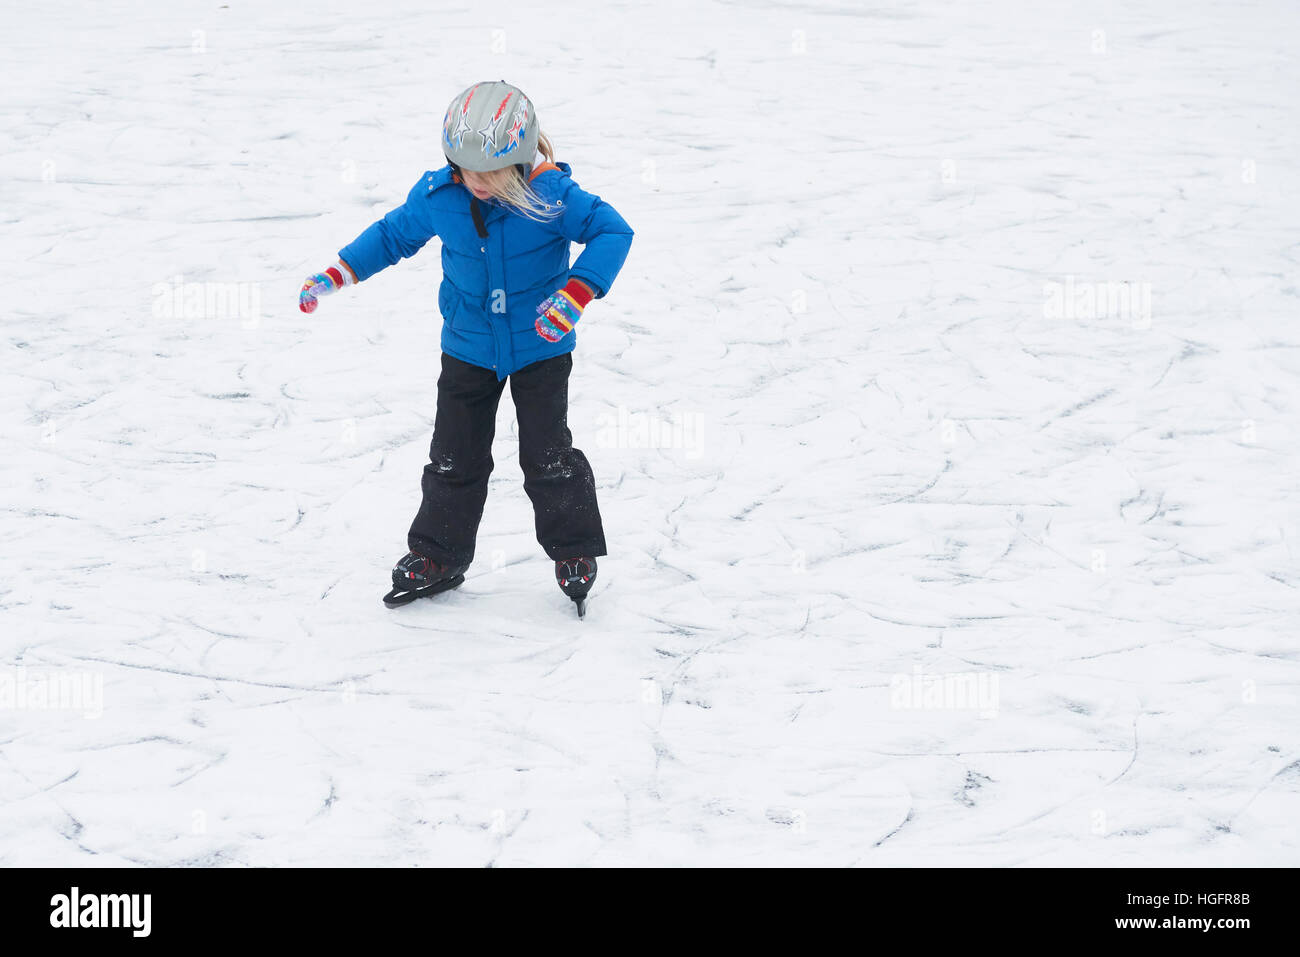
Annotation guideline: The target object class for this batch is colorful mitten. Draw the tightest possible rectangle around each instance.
[535,279,595,342]
[299,262,355,313]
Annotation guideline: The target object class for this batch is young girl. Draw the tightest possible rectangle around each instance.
[299,81,633,614]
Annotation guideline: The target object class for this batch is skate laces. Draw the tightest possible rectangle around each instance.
[556,558,595,583]
[397,552,439,580]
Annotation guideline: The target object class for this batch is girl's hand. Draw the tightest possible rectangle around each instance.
[299,263,354,313]
[535,279,595,342]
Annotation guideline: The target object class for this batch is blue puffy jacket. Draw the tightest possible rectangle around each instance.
[339,162,633,379]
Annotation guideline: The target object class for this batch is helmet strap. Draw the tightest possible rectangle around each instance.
[470,197,489,238]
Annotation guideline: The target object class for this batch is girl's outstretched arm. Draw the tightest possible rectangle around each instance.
[299,175,438,313]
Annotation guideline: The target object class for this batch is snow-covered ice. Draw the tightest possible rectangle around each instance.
[2,0,1298,866]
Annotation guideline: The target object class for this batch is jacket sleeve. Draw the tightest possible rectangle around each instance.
[550,178,633,298]
[338,176,437,282]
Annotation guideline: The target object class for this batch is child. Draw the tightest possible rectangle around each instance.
[299,81,634,614]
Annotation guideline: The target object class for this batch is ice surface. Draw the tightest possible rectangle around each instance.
[2,0,1298,866]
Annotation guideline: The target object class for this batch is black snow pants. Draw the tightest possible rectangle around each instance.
[407,351,607,567]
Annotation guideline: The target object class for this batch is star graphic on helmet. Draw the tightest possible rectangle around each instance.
[504,114,525,151]
[477,109,505,153]
[452,108,473,149]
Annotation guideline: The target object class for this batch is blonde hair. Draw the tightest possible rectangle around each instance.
[469,131,560,222]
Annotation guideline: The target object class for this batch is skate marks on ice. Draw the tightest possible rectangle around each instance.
[3,0,1299,864]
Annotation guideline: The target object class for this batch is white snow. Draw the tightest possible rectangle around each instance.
[2,0,1298,866]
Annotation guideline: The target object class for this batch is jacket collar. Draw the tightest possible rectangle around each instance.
[432,161,571,220]
[429,167,505,223]
[426,166,458,194]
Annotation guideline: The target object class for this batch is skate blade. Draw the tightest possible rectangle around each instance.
[383,574,465,608]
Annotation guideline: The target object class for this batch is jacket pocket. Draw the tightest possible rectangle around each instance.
[439,283,461,331]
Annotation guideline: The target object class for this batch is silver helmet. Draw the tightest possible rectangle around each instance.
[441,81,539,172]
